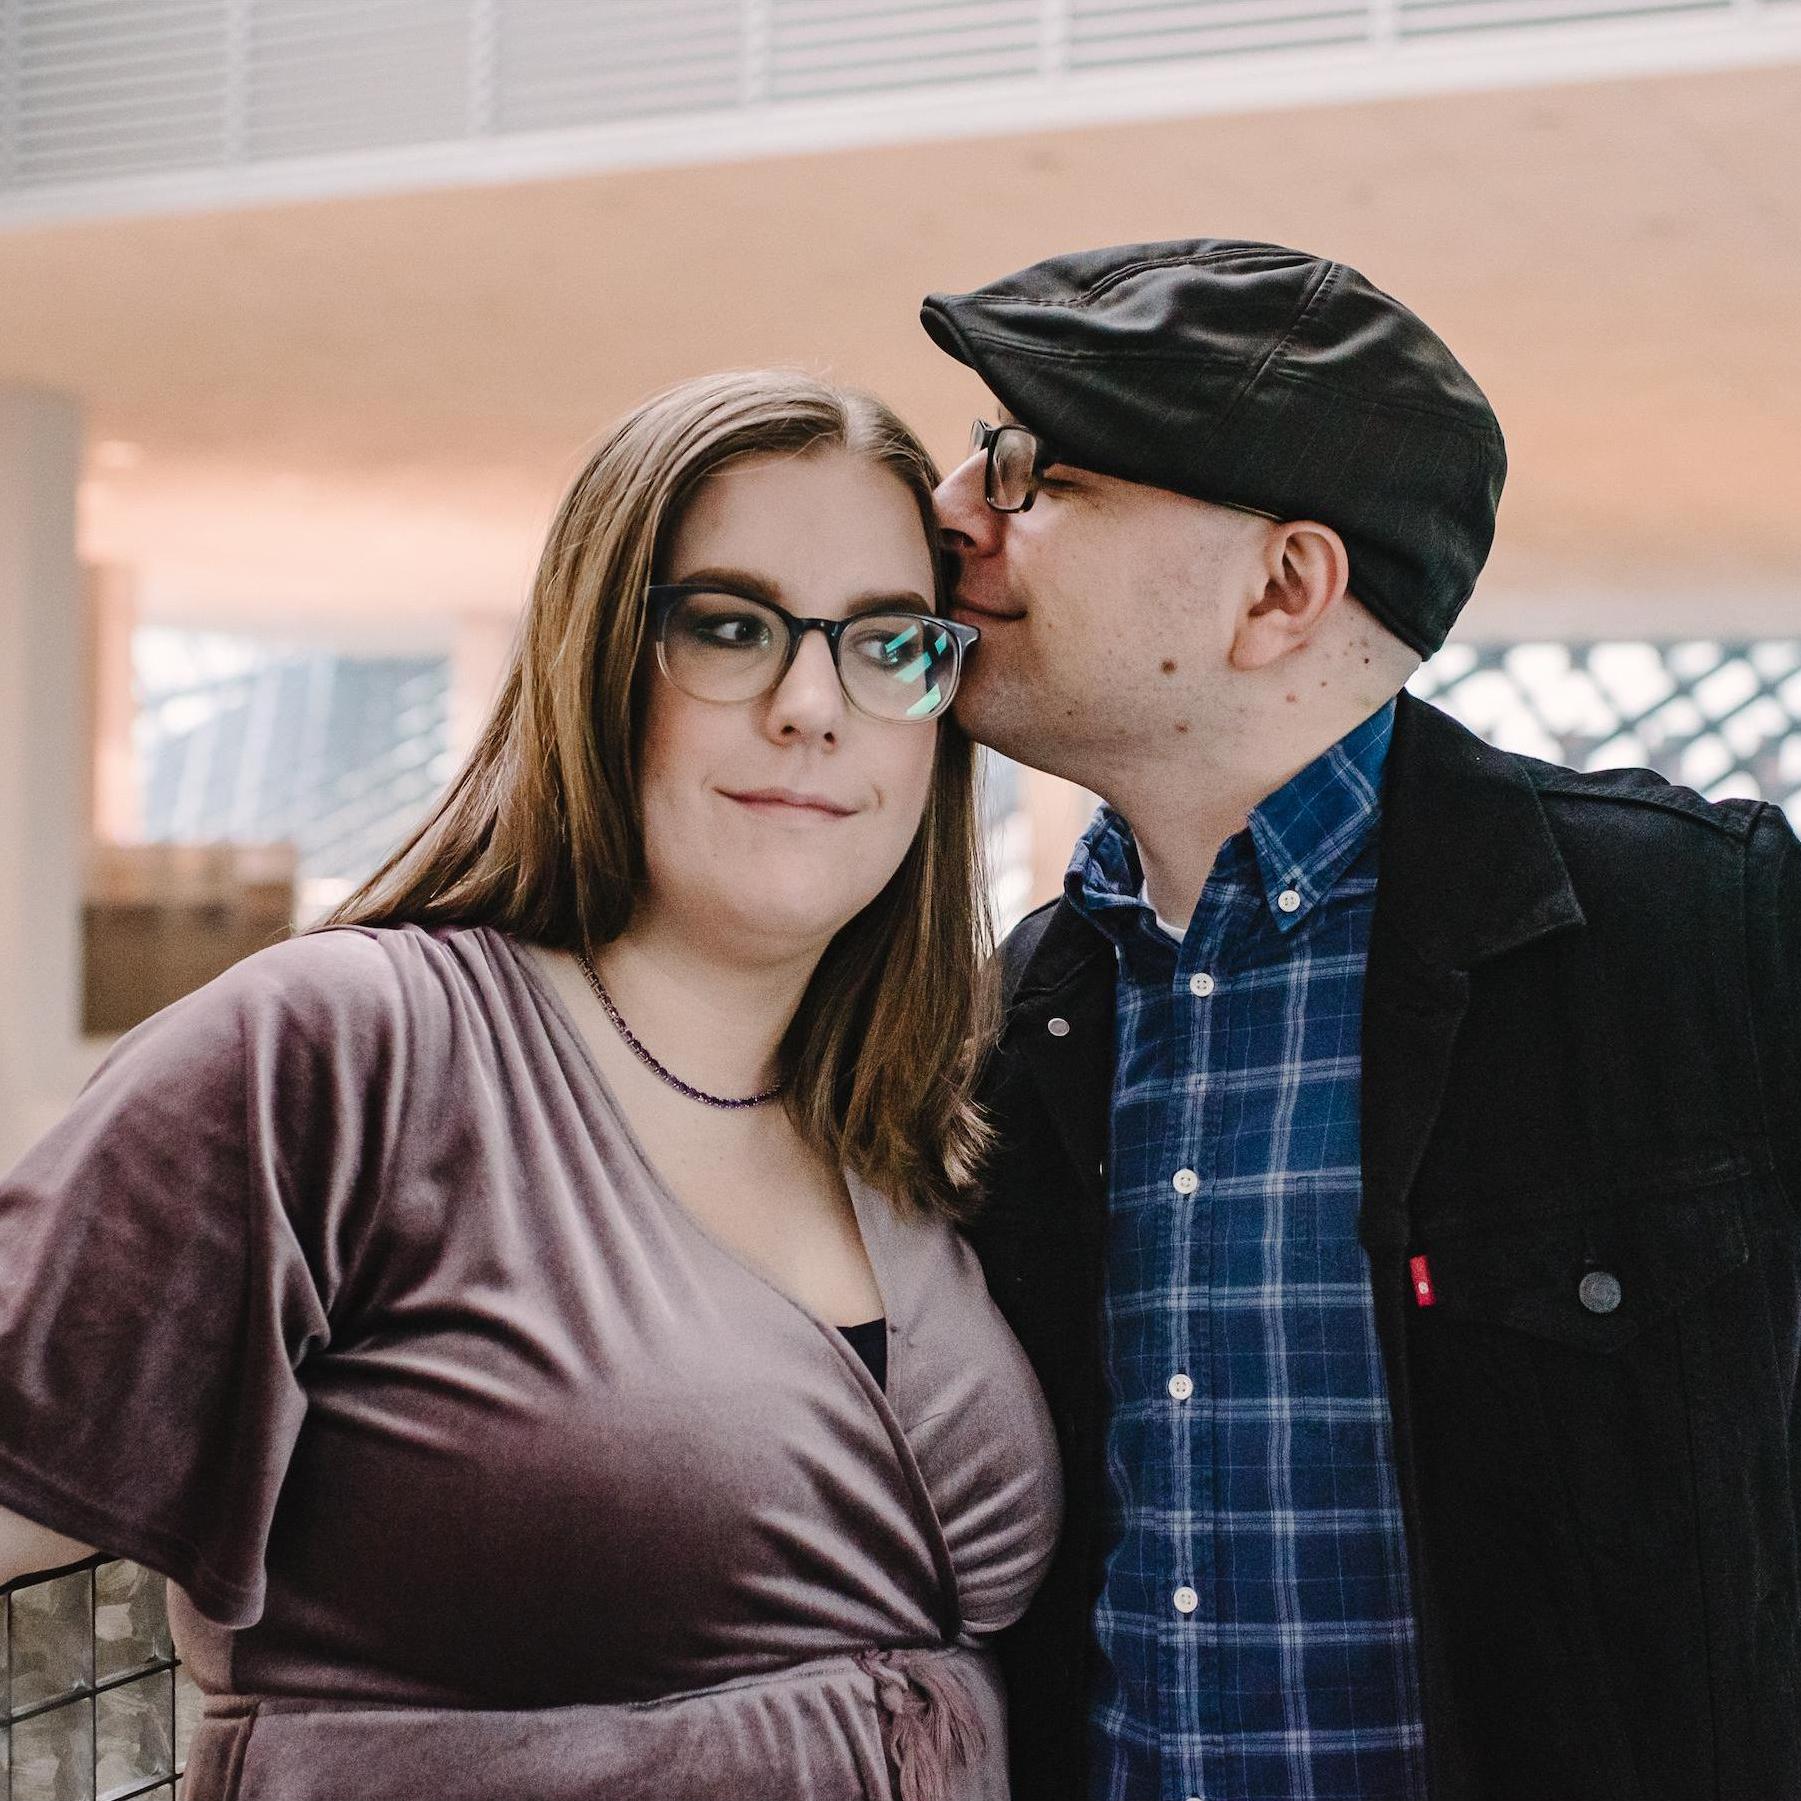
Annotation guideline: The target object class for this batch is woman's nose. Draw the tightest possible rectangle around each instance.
[764,629,845,741]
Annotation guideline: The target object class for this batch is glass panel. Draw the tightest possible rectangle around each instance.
[10,1570,94,1712]
[97,1668,174,1799]
[95,1562,173,1684]
[12,1693,95,1801]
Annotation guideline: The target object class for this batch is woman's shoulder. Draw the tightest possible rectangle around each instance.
[114,920,506,1079]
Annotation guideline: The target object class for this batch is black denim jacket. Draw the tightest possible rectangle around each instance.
[969,694,1801,1801]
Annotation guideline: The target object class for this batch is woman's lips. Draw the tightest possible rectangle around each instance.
[721,788,856,819]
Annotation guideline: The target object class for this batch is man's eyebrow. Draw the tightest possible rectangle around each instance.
[668,567,931,614]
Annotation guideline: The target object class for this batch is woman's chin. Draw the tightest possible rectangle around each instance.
[688,882,891,961]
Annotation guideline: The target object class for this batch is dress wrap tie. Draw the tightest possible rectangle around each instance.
[855,1646,989,1801]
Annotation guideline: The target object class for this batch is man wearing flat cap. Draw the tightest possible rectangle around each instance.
[925,240,1801,1801]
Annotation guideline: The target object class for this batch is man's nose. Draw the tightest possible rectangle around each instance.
[932,452,1001,563]
[764,628,845,741]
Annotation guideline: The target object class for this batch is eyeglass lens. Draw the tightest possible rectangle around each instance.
[658,591,961,721]
[971,420,1040,512]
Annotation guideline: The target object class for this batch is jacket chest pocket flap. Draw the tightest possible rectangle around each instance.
[1420,1172,1753,1354]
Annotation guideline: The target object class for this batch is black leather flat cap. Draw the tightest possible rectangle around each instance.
[921,239,1507,657]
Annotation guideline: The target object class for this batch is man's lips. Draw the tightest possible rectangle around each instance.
[950,595,1024,623]
[720,787,856,818]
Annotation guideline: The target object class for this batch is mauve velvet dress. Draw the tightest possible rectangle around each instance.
[0,924,1061,1800]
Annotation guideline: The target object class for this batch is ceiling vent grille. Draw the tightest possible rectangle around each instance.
[10,0,228,186]
[1396,0,1728,40]
[243,0,468,161]
[494,0,746,132]
[0,0,1792,207]
[1069,0,1368,68]
[765,0,1042,103]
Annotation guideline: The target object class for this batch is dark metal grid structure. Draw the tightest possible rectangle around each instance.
[1,1557,198,1801]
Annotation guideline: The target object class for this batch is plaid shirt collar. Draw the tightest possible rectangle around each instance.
[1067,698,1398,944]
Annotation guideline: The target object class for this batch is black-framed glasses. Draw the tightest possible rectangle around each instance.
[970,417,1058,513]
[647,584,980,723]
[970,416,1287,523]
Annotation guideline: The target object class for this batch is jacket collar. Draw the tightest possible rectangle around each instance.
[1375,691,1586,971]
[1011,889,1112,1004]
[1013,691,1584,1002]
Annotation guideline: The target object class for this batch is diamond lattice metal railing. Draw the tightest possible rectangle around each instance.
[1410,639,1801,816]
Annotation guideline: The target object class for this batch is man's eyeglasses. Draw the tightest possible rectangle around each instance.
[647,585,979,724]
[969,416,1286,524]
[969,418,1058,514]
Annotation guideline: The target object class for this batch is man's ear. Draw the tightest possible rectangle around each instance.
[1229,521,1351,672]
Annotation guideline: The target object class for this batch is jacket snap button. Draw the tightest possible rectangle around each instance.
[1578,1270,1623,1315]
[1046,1017,1071,1037]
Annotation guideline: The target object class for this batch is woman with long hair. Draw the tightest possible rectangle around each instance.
[0,370,1060,1800]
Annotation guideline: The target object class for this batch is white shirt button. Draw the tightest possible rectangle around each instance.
[1167,1372,1194,1401]
[1171,1168,1200,1196]
[1188,972,1216,997]
[1172,1585,1199,1615]
[1046,1016,1070,1037]
[1277,888,1303,914]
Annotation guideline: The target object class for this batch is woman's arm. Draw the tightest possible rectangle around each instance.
[0,1501,94,1586]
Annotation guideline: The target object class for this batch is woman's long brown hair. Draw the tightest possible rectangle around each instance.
[322,369,995,1217]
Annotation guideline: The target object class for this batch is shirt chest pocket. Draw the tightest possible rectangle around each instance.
[1416,1165,1754,1354]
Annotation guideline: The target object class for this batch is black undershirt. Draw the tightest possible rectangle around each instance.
[836,1317,887,1391]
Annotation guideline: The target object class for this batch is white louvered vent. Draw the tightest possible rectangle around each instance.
[0,0,1793,211]
[244,0,469,162]
[495,0,744,133]
[766,0,1042,104]
[10,0,227,188]
[1396,0,1727,37]
[1070,0,1367,68]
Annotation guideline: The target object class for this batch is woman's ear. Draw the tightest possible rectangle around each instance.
[1230,520,1351,672]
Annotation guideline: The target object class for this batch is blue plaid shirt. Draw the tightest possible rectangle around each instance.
[1069,700,1428,1801]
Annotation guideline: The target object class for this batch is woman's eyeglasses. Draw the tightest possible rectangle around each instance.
[647,585,979,724]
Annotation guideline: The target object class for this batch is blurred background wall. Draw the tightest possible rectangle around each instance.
[1,0,1798,1170]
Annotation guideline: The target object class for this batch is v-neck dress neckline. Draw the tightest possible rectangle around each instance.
[506,934,906,1403]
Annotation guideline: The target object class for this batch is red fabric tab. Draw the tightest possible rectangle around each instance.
[1409,1254,1436,1308]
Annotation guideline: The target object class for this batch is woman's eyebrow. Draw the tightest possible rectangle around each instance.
[669,567,931,614]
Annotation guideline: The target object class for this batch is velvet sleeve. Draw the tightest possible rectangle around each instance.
[0,929,406,1625]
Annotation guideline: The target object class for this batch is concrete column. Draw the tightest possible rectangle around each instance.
[0,387,85,1167]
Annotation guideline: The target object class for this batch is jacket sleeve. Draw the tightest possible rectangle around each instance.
[1746,802,1801,1215]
